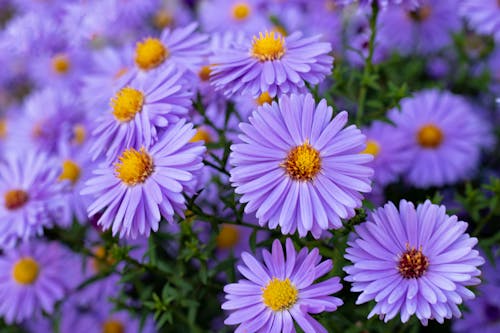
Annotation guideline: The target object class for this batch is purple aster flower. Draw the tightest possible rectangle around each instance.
[460,0,500,43]
[132,23,209,75]
[333,0,421,9]
[222,238,342,332]
[90,63,192,162]
[377,0,460,55]
[0,150,66,248]
[83,120,205,239]
[230,94,373,238]
[60,293,156,333]
[199,0,270,34]
[361,120,411,186]
[81,46,135,112]
[0,240,76,324]
[344,200,484,325]
[388,89,490,188]
[453,250,500,333]
[9,88,82,154]
[56,141,97,226]
[210,30,333,98]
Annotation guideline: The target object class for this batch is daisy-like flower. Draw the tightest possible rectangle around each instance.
[199,0,269,34]
[133,23,208,74]
[453,250,500,333]
[344,200,484,325]
[0,150,66,248]
[91,63,192,162]
[222,238,343,332]
[83,120,205,239]
[388,89,490,188]
[361,120,411,186]
[210,31,333,98]
[377,0,460,55]
[230,94,373,238]
[0,241,76,324]
[334,0,421,8]
[460,0,500,43]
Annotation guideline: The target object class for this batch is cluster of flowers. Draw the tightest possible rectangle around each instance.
[0,0,499,332]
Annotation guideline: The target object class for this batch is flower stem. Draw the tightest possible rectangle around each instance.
[356,2,379,125]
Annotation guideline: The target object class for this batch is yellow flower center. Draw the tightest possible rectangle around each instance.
[216,225,239,250]
[262,278,298,312]
[0,119,7,139]
[102,319,124,333]
[408,6,431,22]
[232,2,251,21]
[198,65,212,82]
[4,189,29,210]
[398,244,429,279]
[417,124,443,148]
[190,128,212,143]
[135,37,169,71]
[153,9,174,29]
[52,53,71,74]
[12,257,39,285]
[59,159,81,184]
[282,140,321,182]
[115,147,154,186]
[361,139,380,157]
[256,91,273,106]
[72,124,86,145]
[251,32,286,62]
[111,87,145,123]
[92,246,116,273]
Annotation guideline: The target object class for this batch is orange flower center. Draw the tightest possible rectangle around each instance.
[398,245,429,279]
[135,37,169,71]
[417,124,443,148]
[282,140,321,182]
[4,189,29,210]
[251,32,286,62]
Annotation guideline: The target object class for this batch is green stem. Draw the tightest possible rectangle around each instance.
[356,2,379,125]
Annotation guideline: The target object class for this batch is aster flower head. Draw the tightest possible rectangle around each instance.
[361,120,411,186]
[453,250,500,333]
[344,200,484,325]
[91,62,193,162]
[0,241,76,324]
[0,150,66,248]
[199,0,269,34]
[83,120,205,239]
[133,23,209,74]
[334,0,421,8]
[230,94,373,238]
[210,31,333,98]
[377,0,460,55]
[388,89,490,188]
[222,238,343,333]
[460,0,500,43]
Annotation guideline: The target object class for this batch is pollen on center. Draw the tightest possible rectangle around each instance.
[232,2,251,21]
[216,224,239,250]
[262,278,299,312]
[102,319,125,333]
[111,87,145,123]
[256,91,273,106]
[134,37,169,71]
[12,257,39,285]
[52,53,71,74]
[115,147,154,186]
[251,31,286,62]
[417,123,443,149]
[282,140,322,182]
[59,159,81,184]
[361,139,381,157]
[4,189,29,210]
